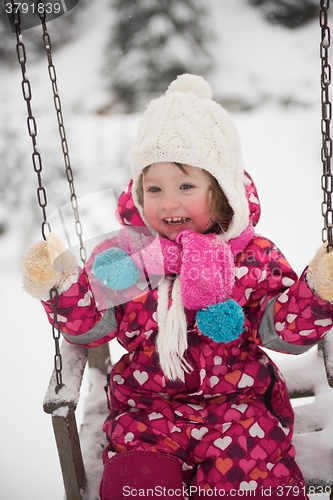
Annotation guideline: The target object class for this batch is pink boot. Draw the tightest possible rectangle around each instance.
[100,450,187,500]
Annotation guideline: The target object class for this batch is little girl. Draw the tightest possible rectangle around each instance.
[23,74,333,500]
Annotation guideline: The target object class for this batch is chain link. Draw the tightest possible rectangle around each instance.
[49,287,64,392]
[320,0,333,251]
[37,1,87,265]
[10,0,51,240]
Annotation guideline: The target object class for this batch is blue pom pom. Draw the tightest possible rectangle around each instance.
[92,248,140,289]
[196,299,244,343]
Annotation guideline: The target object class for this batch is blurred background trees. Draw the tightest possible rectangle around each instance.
[0,0,322,243]
[249,0,318,28]
[0,0,318,97]
[106,0,214,112]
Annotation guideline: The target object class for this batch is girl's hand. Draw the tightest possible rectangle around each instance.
[22,233,78,300]
[307,243,333,302]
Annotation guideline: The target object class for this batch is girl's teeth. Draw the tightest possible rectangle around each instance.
[165,217,189,225]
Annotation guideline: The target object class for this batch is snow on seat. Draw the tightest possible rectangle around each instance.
[276,330,333,493]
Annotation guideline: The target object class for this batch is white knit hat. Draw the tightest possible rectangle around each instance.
[131,73,249,241]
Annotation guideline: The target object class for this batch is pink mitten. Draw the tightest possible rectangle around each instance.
[176,230,235,310]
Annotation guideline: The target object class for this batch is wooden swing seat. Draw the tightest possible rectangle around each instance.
[43,332,333,500]
[44,342,110,500]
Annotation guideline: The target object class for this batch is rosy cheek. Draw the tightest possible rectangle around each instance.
[143,203,157,226]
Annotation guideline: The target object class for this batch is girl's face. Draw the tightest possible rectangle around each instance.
[142,162,214,241]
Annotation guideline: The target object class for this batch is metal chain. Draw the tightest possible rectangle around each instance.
[320,0,333,250]
[37,1,87,265]
[49,286,64,392]
[10,1,51,241]
[10,1,64,392]
[36,0,87,389]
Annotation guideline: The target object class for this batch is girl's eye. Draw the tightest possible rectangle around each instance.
[181,184,194,190]
[147,186,161,193]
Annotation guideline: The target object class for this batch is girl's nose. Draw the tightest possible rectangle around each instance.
[159,194,181,211]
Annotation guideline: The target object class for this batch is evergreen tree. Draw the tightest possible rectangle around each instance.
[249,0,318,28]
[107,0,214,111]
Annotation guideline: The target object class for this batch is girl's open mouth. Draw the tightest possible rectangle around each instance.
[164,217,190,226]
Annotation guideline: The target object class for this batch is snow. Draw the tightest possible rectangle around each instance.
[43,341,88,412]
[1,0,333,499]
[322,328,333,385]
[79,368,110,500]
[52,405,70,418]
[276,345,333,484]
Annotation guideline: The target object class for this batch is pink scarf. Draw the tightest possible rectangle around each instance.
[118,223,254,308]
[118,223,255,380]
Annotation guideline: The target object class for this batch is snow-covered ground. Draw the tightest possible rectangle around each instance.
[0,0,332,499]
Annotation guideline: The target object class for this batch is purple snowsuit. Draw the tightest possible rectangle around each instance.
[42,173,333,499]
